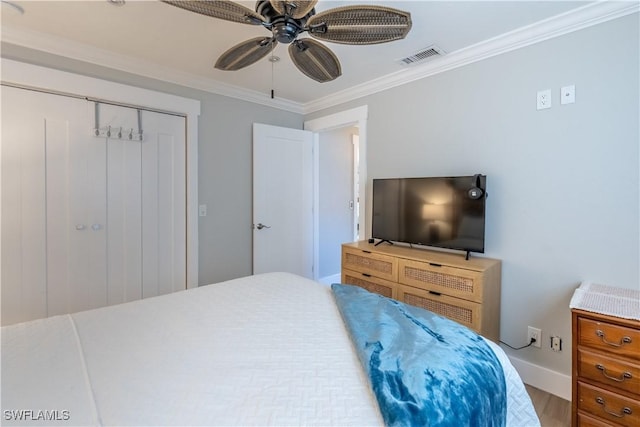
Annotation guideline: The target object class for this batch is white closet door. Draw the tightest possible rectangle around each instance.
[1,87,108,324]
[1,87,187,326]
[140,110,186,298]
[102,105,187,303]
[101,103,144,304]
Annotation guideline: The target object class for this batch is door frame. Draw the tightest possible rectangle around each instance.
[1,59,201,289]
[304,105,368,281]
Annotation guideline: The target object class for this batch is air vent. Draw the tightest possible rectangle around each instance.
[398,45,446,66]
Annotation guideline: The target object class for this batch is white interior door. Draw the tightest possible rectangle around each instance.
[252,123,313,277]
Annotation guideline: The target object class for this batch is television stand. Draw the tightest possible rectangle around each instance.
[466,250,471,261]
[374,239,393,246]
[341,241,501,342]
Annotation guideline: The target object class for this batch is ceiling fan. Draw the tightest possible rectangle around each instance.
[162,0,412,83]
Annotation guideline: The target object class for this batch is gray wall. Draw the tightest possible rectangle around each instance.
[1,44,304,286]
[306,14,639,376]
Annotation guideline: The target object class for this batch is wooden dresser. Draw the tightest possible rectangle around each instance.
[571,284,640,427]
[341,241,501,342]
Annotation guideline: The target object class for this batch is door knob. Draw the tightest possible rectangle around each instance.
[75,224,86,231]
[255,223,271,230]
[91,224,103,231]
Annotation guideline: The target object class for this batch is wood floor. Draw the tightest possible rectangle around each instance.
[525,384,572,427]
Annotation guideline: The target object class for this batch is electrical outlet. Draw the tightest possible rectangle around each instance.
[528,326,542,348]
[551,336,562,352]
[536,89,552,110]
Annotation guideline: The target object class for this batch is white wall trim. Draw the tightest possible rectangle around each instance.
[305,106,368,281]
[2,2,637,115]
[1,58,201,289]
[508,355,572,401]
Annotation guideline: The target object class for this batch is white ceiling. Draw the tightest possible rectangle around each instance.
[2,0,633,112]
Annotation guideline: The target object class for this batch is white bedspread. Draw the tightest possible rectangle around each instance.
[1,272,538,426]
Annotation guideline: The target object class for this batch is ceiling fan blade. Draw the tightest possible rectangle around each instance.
[288,39,341,83]
[307,5,412,45]
[215,37,277,71]
[269,0,317,19]
[162,1,266,25]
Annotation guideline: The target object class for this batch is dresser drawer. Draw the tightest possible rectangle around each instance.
[577,412,619,427]
[342,269,397,299]
[398,284,480,332]
[578,318,640,360]
[398,259,483,302]
[342,248,397,281]
[578,348,640,395]
[577,381,639,426]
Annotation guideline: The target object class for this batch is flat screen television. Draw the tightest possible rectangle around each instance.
[372,175,486,255]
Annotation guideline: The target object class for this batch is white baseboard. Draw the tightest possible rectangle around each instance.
[508,355,572,401]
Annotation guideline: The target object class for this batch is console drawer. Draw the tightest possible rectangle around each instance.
[398,284,481,332]
[398,258,482,302]
[578,318,640,360]
[578,348,640,395]
[342,269,396,299]
[577,381,639,426]
[342,248,397,281]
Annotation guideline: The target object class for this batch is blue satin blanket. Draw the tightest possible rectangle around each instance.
[332,284,506,427]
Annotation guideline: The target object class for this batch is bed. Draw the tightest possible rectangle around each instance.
[1,272,539,426]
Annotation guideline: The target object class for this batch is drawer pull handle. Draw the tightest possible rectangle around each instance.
[429,263,442,267]
[362,273,371,277]
[595,364,633,382]
[595,397,632,418]
[428,291,442,296]
[595,330,632,347]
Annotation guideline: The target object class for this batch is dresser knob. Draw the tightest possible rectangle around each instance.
[595,329,632,347]
[595,364,633,382]
[595,397,632,418]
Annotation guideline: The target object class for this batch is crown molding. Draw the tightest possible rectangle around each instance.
[303,1,640,114]
[0,25,305,114]
[2,1,637,116]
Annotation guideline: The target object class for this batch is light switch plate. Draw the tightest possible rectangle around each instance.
[561,85,575,105]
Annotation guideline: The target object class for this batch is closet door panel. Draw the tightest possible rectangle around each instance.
[1,87,48,325]
[46,100,107,316]
[104,105,143,305]
[141,111,186,297]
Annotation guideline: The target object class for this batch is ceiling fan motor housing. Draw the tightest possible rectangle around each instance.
[256,0,314,44]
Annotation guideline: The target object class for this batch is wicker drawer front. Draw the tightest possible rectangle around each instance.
[398,259,482,302]
[577,381,639,426]
[342,248,397,281]
[342,269,396,299]
[578,318,640,360]
[578,349,640,395]
[398,285,480,332]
